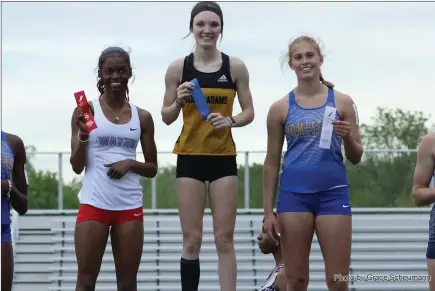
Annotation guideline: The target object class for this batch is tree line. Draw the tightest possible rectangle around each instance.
[25,107,433,209]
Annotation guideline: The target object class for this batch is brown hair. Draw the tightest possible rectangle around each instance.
[282,35,334,88]
[183,1,224,40]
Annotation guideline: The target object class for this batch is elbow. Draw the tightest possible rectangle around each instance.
[140,162,158,178]
[412,191,424,207]
[72,166,84,175]
[150,164,158,178]
[247,114,255,125]
[415,201,425,207]
[348,155,362,165]
[18,206,28,216]
[245,108,255,125]
[413,197,424,207]
[347,148,363,165]
[162,117,174,126]
[17,200,28,215]
[71,162,84,175]
[412,189,426,207]
[142,165,158,179]
[161,111,175,126]
[70,156,84,175]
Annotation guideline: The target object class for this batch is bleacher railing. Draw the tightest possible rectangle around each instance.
[31,149,422,210]
[18,207,434,216]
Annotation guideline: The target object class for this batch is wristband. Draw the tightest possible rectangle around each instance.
[227,116,236,127]
[175,99,184,108]
[78,132,89,143]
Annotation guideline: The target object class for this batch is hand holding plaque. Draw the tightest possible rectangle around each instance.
[74,91,97,133]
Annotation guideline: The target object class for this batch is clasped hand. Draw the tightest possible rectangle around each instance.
[332,120,351,138]
[104,159,134,179]
[206,113,232,129]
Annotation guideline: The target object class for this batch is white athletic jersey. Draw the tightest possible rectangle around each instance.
[260,264,284,291]
[78,98,143,210]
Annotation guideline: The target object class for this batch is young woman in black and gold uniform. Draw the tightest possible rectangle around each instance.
[161,2,254,290]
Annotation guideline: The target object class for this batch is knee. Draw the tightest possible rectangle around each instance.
[117,281,137,291]
[183,231,202,257]
[77,273,97,291]
[77,280,96,291]
[326,274,348,291]
[214,231,234,253]
[286,274,309,291]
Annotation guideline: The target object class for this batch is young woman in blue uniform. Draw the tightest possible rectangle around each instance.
[1,131,29,291]
[262,36,363,291]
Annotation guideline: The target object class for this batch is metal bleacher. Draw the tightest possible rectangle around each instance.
[13,208,433,291]
[13,215,55,291]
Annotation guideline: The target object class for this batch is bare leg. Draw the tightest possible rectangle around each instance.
[110,220,144,291]
[315,215,352,291]
[177,177,207,291]
[427,259,435,291]
[208,176,238,291]
[278,212,314,291]
[74,221,110,291]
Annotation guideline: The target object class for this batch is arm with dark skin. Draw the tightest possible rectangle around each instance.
[104,108,158,179]
[130,109,158,177]
[1,134,29,215]
[70,102,94,174]
[274,269,287,291]
[334,92,364,165]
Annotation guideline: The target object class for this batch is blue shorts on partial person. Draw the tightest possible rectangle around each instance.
[427,243,435,259]
[277,186,352,216]
[427,210,435,259]
[1,224,12,243]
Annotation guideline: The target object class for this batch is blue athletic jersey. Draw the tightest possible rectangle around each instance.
[279,88,349,193]
[1,131,14,225]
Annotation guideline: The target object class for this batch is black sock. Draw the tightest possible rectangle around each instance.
[180,257,200,291]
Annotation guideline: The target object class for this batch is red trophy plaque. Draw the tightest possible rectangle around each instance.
[74,90,97,132]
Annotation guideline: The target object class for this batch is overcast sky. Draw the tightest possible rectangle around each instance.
[2,1,435,182]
